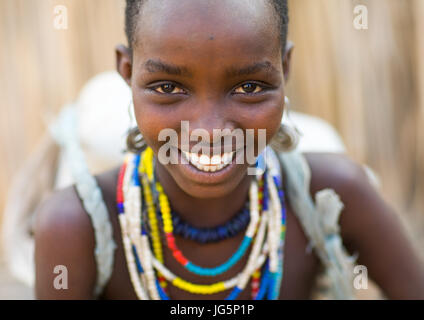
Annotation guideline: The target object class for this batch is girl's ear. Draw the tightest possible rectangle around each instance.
[282,41,294,83]
[116,44,132,87]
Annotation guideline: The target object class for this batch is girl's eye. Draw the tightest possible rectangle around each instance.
[234,83,264,94]
[153,83,186,94]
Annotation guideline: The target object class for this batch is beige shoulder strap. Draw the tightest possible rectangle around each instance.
[277,149,357,299]
[50,106,117,298]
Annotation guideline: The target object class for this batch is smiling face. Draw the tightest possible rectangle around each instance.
[117,0,290,199]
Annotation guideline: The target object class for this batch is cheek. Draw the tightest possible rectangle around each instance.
[238,97,284,144]
[132,95,178,152]
[264,106,284,143]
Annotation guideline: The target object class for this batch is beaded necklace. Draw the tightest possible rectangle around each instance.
[153,176,262,277]
[140,149,265,297]
[116,146,287,300]
[167,202,251,244]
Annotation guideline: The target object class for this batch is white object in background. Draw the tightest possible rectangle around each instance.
[55,71,133,189]
[287,111,346,153]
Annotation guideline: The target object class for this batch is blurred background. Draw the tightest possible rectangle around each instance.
[0,0,423,299]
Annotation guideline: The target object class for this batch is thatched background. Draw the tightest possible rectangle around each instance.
[0,0,423,297]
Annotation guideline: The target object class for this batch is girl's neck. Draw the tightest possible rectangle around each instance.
[154,161,253,228]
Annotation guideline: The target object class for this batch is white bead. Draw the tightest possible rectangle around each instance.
[119,150,287,300]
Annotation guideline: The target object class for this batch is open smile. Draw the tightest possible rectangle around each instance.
[181,150,236,172]
[171,147,247,185]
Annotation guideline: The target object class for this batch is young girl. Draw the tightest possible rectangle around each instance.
[34,0,424,299]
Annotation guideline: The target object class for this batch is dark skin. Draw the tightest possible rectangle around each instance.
[34,0,424,299]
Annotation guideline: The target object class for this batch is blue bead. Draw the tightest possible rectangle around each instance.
[181,237,252,276]
[217,226,226,239]
[156,280,170,300]
[273,176,282,188]
[174,222,183,234]
[164,193,254,244]
[188,227,197,239]
[227,224,236,237]
[132,245,144,273]
[266,272,279,300]
[198,232,208,244]
[132,155,141,186]
[225,287,242,300]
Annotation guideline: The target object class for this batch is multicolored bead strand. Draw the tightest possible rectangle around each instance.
[154,176,262,277]
[117,146,287,300]
[116,156,149,300]
[150,241,269,298]
[170,204,251,244]
[142,168,267,293]
[269,175,287,300]
[141,162,268,296]
[265,150,287,300]
[139,149,168,291]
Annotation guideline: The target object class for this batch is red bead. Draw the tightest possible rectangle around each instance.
[173,250,188,265]
[166,234,177,250]
[116,163,127,203]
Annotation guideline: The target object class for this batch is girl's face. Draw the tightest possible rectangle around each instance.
[118,0,290,199]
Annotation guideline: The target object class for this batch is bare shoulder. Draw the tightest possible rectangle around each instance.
[302,152,381,245]
[303,152,370,196]
[34,183,97,299]
[302,153,424,298]
[34,168,120,299]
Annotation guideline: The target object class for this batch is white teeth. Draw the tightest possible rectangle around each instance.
[190,153,199,163]
[181,151,235,173]
[211,155,221,165]
[199,155,210,165]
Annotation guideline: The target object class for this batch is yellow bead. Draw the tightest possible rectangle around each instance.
[154,248,162,255]
[172,278,226,294]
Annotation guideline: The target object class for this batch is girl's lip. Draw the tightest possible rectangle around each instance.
[172,147,247,185]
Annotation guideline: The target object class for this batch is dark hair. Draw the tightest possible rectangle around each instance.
[125,0,289,51]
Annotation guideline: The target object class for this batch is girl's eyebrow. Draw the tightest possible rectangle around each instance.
[144,59,193,77]
[225,61,280,78]
[143,59,279,78]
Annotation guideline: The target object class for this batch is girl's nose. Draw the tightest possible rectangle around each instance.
[183,100,239,150]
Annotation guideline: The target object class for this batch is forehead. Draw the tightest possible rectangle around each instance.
[133,0,281,68]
